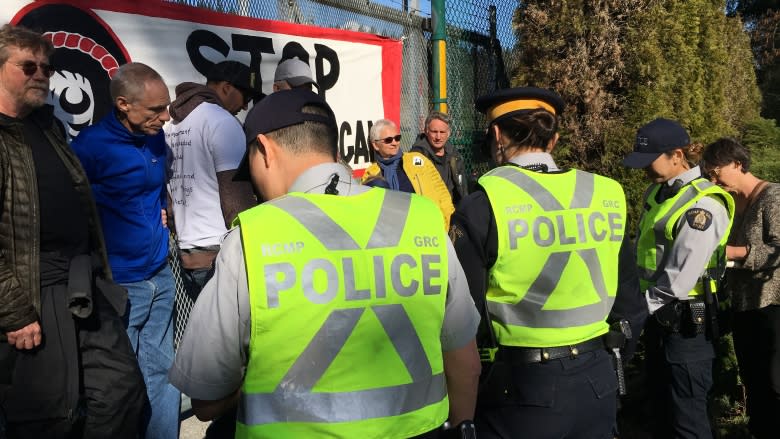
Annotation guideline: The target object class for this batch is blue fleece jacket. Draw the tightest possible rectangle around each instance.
[71,110,168,283]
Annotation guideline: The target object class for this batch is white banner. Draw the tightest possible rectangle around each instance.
[4,0,402,172]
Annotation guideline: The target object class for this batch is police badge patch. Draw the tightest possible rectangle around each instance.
[685,208,713,231]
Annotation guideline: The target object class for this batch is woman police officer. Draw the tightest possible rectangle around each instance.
[450,87,637,438]
[623,118,734,439]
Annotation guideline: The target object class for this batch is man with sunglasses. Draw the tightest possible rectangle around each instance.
[0,24,145,438]
[362,119,455,229]
[164,61,258,304]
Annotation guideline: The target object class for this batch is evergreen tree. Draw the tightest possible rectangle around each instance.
[512,0,761,226]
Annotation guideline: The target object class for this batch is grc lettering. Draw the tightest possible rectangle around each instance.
[263,253,443,308]
[508,212,624,249]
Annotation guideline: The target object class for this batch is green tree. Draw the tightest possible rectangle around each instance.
[727,1,780,121]
[512,0,761,227]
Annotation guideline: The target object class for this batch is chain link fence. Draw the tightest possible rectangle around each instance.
[165,0,520,346]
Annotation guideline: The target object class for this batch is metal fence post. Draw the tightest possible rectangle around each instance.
[431,0,447,113]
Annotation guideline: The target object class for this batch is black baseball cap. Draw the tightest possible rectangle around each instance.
[475,87,565,125]
[623,118,691,169]
[233,88,336,181]
[207,61,260,97]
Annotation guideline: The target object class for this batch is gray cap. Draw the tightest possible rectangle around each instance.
[274,58,318,88]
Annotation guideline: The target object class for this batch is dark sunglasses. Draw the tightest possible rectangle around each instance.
[375,134,401,144]
[14,61,55,78]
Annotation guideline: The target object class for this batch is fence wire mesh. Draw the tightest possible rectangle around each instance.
[165,0,520,344]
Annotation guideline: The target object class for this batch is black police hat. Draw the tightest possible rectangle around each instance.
[475,87,565,125]
[233,88,336,181]
[622,118,690,169]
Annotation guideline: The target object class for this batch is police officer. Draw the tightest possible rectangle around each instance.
[450,87,630,438]
[169,89,481,438]
[623,118,734,439]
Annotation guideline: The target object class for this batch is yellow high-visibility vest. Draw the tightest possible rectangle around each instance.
[236,188,449,438]
[479,166,626,347]
[636,178,734,296]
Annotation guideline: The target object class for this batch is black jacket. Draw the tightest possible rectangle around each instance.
[0,106,122,339]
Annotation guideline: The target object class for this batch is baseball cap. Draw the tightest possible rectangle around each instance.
[475,87,565,125]
[207,61,260,96]
[274,58,318,88]
[233,88,336,181]
[622,118,691,169]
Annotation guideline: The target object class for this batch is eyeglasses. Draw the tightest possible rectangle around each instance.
[374,134,402,144]
[706,166,721,180]
[12,61,55,78]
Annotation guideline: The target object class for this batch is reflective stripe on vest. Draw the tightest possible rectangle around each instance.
[237,189,448,438]
[636,179,734,296]
[238,305,445,425]
[480,166,625,347]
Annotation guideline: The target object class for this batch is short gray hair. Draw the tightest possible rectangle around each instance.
[369,118,397,142]
[424,111,450,130]
[110,62,164,103]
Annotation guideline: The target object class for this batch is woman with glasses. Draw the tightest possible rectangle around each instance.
[623,119,734,439]
[362,118,454,228]
[702,138,780,439]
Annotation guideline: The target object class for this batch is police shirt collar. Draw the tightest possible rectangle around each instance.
[507,152,559,172]
[289,162,364,195]
[665,165,702,188]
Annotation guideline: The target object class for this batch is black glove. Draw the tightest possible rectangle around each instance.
[441,420,476,439]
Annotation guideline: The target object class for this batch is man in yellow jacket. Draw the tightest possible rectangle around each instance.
[362,118,455,228]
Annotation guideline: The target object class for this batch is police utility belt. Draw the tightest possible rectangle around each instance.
[495,336,605,364]
[654,298,707,335]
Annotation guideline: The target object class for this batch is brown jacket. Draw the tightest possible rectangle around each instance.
[0,106,118,340]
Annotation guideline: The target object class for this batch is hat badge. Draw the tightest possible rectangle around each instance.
[637,135,648,149]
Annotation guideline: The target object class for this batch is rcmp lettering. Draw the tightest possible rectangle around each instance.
[508,211,623,249]
[261,241,305,256]
[505,204,533,214]
[263,253,443,308]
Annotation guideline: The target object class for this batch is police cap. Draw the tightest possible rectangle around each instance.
[233,88,336,181]
[622,118,690,169]
[475,87,565,125]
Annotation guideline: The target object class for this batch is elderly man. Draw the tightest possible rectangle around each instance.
[0,24,144,438]
[411,111,469,205]
[170,88,481,438]
[71,62,179,438]
[362,118,455,228]
[165,60,257,298]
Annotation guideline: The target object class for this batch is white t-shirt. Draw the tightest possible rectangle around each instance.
[165,102,245,249]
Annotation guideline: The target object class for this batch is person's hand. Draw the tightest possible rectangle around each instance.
[161,208,168,228]
[726,245,747,261]
[6,321,42,350]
